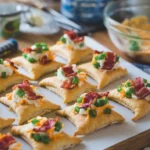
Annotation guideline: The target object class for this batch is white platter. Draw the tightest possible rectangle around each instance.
[1,37,150,150]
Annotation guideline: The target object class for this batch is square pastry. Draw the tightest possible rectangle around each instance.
[0,118,15,130]
[57,92,124,136]
[50,30,93,64]
[39,64,96,103]
[78,51,128,89]
[108,77,150,121]
[0,133,22,150]
[12,43,63,80]
[0,80,60,125]
[0,58,25,92]
[12,116,82,150]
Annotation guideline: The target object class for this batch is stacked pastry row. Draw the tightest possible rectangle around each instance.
[0,31,150,150]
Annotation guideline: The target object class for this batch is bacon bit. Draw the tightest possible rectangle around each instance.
[22,47,32,53]
[40,55,51,65]
[136,87,150,99]
[56,41,63,45]
[61,79,75,89]
[94,51,103,54]
[133,77,145,92]
[67,44,72,50]
[62,65,76,77]
[6,93,12,100]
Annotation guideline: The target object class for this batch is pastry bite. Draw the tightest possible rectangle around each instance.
[0,58,24,92]
[12,42,63,80]
[39,64,96,103]
[50,30,93,64]
[0,80,60,125]
[78,51,128,89]
[57,91,124,136]
[108,77,150,121]
[0,118,15,130]
[0,133,22,150]
[12,116,82,150]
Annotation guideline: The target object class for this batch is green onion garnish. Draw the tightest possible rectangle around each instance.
[16,89,25,98]
[93,62,100,69]
[55,121,62,132]
[72,77,79,84]
[1,72,6,78]
[89,109,97,117]
[104,108,111,114]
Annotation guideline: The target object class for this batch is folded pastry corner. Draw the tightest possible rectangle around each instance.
[78,51,128,89]
[57,91,124,136]
[0,80,60,125]
[108,77,150,121]
[12,42,63,80]
[0,118,15,130]
[50,30,93,64]
[11,116,82,150]
[40,64,96,103]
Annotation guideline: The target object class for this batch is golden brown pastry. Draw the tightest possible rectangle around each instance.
[50,30,93,64]
[0,118,15,130]
[78,51,128,89]
[108,77,150,121]
[0,58,25,92]
[57,91,124,135]
[0,133,22,150]
[0,80,60,125]
[12,43,63,80]
[12,116,82,150]
[40,64,96,103]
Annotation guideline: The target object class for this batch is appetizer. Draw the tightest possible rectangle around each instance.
[40,64,96,103]
[50,30,93,64]
[0,80,60,124]
[0,133,22,150]
[12,43,63,80]
[0,118,15,130]
[78,51,128,89]
[0,58,24,92]
[12,116,82,150]
[57,91,124,135]
[108,77,150,121]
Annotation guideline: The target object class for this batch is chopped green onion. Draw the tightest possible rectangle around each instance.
[104,108,111,114]
[0,58,4,64]
[1,72,6,78]
[95,53,106,60]
[77,97,82,103]
[129,40,139,51]
[42,45,49,51]
[143,78,148,84]
[41,43,47,46]
[22,53,27,59]
[36,50,42,53]
[125,89,132,98]
[55,71,58,75]
[125,82,131,87]
[16,89,25,98]
[77,70,81,73]
[79,42,84,48]
[93,62,100,69]
[55,121,62,132]
[146,83,150,87]
[31,118,39,125]
[72,77,79,84]
[94,98,108,107]
[27,57,37,63]
[117,85,122,92]
[75,106,80,113]
[40,134,50,144]
[89,109,97,117]
[31,133,41,142]
[116,56,120,62]
[35,43,42,48]
[60,36,66,43]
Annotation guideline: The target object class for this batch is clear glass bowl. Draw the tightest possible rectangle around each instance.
[104,0,150,63]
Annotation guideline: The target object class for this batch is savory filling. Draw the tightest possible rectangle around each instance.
[7,80,43,106]
[117,77,150,101]
[56,64,87,89]
[57,30,86,50]
[92,51,120,70]
[22,43,54,64]
[74,92,113,117]
[0,58,17,78]
[0,133,22,150]
[27,116,63,144]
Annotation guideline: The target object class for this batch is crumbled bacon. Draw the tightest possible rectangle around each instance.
[40,55,51,65]
[102,52,116,70]
[136,87,150,99]
[133,77,145,92]
[94,51,103,54]
[22,47,33,53]
[6,58,18,69]
[61,79,75,89]
[62,65,76,77]
[33,119,56,132]
[0,134,16,150]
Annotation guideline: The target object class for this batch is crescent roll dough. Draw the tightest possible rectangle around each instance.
[39,76,96,103]
[108,89,150,121]
[11,119,82,150]
[0,118,15,130]
[57,105,124,136]
[0,94,60,125]
[11,56,63,80]
[51,45,93,64]
[78,63,128,89]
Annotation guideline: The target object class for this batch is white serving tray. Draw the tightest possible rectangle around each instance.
[1,37,150,150]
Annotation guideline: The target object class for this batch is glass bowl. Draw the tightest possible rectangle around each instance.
[104,0,150,64]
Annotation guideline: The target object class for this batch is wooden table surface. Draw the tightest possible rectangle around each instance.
[0,1,150,150]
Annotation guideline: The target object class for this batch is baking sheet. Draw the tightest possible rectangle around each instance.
[1,37,150,150]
